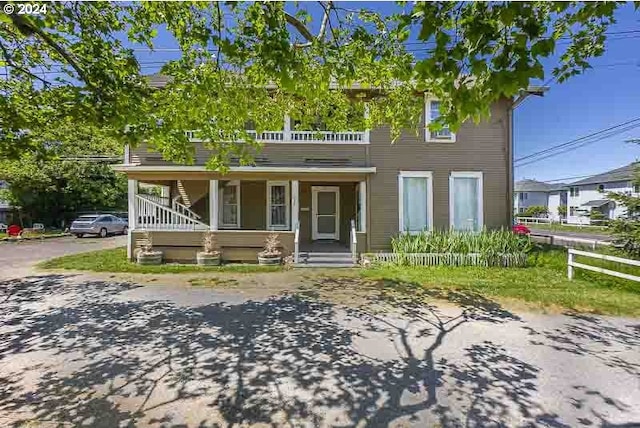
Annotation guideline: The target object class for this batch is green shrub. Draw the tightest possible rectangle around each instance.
[391,228,533,258]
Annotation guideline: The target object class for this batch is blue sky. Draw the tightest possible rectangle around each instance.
[134,3,640,183]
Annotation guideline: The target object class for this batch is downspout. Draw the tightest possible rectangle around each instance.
[507,105,514,227]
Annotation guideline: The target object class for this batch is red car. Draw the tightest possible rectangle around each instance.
[512,223,531,236]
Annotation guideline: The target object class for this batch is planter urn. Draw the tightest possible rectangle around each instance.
[197,252,221,266]
[258,254,282,265]
[137,250,163,265]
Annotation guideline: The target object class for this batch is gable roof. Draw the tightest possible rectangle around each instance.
[514,179,557,192]
[569,162,638,186]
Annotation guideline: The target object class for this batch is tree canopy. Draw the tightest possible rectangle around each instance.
[0,1,633,168]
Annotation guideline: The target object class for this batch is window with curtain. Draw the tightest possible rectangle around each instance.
[220,182,240,228]
[267,181,290,230]
[399,172,432,233]
[426,98,454,142]
[450,172,483,232]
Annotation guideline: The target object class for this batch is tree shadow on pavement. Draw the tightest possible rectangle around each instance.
[0,274,637,427]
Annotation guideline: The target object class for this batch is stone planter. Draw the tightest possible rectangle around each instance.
[258,254,282,265]
[197,252,221,266]
[137,250,163,265]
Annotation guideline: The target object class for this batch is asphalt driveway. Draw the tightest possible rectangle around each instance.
[0,272,638,427]
[0,235,126,279]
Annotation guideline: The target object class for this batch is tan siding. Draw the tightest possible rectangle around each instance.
[131,142,367,167]
[368,99,510,250]
[241,181,266,230]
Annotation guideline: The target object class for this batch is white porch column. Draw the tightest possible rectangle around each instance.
[291,180,299,230]
[127,179,137,260]
[124,144,130,165]
[363,103,370,143]
[284,114,292,142]
[210,179,219,231]
[359,180,367,232]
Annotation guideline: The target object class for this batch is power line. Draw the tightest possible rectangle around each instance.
[514,121,640,168]
[515,117,640,163]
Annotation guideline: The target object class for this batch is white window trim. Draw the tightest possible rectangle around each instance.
[266,181,291,230]
[449,171,484,231]
[425,95,456,143]
[398,171,434,233]
[219,180,241,229]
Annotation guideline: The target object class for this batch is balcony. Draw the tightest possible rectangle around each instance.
[185,129,369,144]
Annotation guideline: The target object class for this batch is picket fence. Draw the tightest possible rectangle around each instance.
[363,252,528,267]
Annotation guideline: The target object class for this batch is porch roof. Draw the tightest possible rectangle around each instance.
[113,164,376,174]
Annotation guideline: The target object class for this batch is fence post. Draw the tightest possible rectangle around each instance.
[568,250,574,280]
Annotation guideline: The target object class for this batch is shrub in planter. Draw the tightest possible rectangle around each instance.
[136,231,163,265]
[197,231,221,266]
[258,232,282,265]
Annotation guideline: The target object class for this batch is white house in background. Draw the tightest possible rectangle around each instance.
[513,179,567,219]
[566,162,639,224]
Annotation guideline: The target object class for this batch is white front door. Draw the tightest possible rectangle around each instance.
[312,186,340,240]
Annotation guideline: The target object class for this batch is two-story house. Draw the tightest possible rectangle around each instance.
[114,82,544,265]
[514,179,567,220]
[566,162,639,224]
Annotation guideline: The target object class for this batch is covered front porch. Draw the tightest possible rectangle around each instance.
[124,169,370,263]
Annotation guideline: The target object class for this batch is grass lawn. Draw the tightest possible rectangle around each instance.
[38,247,282,274]
[525,223,610,235]
[360,246,640,316]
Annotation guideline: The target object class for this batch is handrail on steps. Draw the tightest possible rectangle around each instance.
[294,221,300,264]
[350,219,357,263]
[135,194,208,228]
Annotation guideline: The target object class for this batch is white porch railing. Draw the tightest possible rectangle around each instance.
[139,194,170,207]
[350,219,358,263]
[291,131,366,143]
[172,199,201,220]
[185,130,367,143]
[294,221,300,264]
[135,195,208,230]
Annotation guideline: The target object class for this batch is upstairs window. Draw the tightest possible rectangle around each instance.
[425,97,455,143]
[570,187,580,197]
[519,192,528,201]
[597,184,605,193]
[633,183,640,193]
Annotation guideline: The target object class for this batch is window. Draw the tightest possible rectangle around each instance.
[570,187,579,197]
[99,216,112,223]
[425,97,455,142]
[398,171,433,233]
[267,181,290,230]
[597,184,605,193]
[519,207,525,213]
[450,172,483,231]
[219,181,240,228]
[569,206,579,216]
[634,183,640,193]
[519,192,528,201]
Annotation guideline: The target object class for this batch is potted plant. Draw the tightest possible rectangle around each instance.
[197,231,221,266]
[258,232,282,265]
[136,231,163,265]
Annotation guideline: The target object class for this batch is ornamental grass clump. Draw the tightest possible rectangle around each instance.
[390,228,532,266]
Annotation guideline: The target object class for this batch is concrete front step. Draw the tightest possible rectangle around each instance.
[293,262,357,268]
[303,256,355,263]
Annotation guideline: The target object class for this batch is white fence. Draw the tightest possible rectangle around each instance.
[567,248,640,282]
[516,217,608,228]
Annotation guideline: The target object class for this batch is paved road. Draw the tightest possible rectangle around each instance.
[0,235,126,278]
[0,270,638,426]
[530,228,613,242]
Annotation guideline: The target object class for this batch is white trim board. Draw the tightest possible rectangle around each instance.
[113,165,377,174]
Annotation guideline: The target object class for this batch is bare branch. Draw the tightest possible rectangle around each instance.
[317,1,333,42]
[285,2,333,48]
[284,12,315,42]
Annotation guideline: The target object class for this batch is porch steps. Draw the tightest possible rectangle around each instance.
[294,252,357,268]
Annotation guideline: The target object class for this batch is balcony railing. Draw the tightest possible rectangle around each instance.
[185,130,368,144]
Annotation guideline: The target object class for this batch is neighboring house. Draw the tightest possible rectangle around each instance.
[513,179,567,221]
[566,162,639,224]
[115,81,544,264]
[0,181,11,224]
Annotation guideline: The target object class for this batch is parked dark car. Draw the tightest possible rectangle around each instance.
[70,214,128,238]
